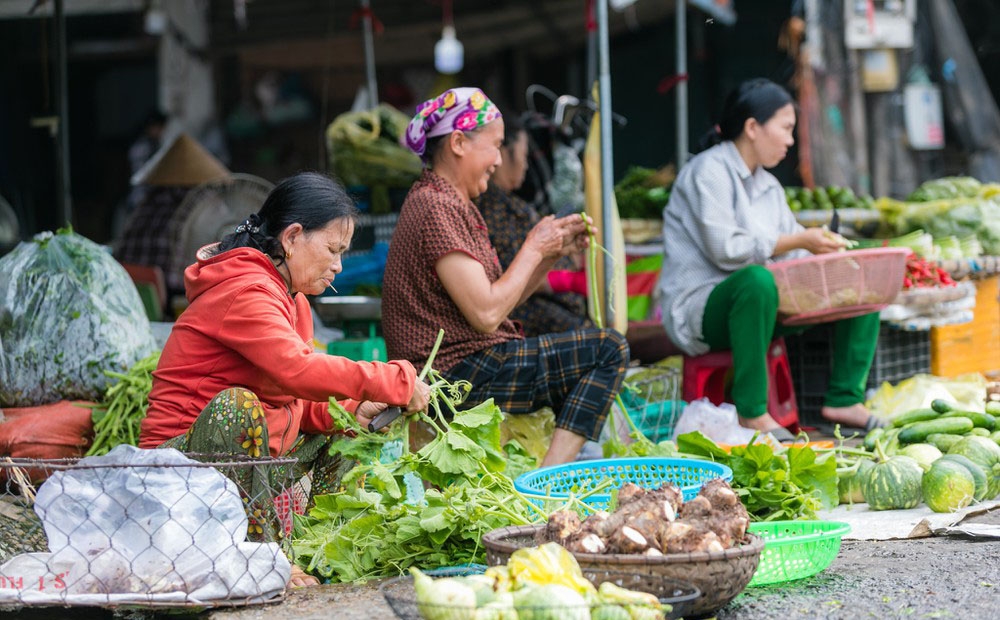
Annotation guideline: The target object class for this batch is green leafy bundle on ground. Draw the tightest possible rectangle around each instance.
[291,373,546,583]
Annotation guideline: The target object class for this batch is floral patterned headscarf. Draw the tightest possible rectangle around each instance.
[404,87,502,159]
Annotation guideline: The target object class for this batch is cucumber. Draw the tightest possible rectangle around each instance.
[898,417,975,444]
[941,410,996,431]
[931,399,957,414]
[882,427,903,455]
[892,408,940,428]
[863,427,886,452]
[926,433,965,453]
[986,401,1000,416]
[969,427,991,437]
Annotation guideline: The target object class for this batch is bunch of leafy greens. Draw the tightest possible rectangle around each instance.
[676,431,838,521]
[291,371,546,583]
[613,166,671,220]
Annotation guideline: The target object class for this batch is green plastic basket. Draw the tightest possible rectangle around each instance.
[746,520,850,586]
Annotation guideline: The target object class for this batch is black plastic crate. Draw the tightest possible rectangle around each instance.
[786,323,931,425]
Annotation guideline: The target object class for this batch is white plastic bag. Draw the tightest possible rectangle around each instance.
[671,398,779,447]
[0,445,289,605]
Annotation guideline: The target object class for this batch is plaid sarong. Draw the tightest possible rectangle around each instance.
[443,328,629,441]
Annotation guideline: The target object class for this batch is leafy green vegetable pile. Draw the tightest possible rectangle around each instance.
[291,368,546,583]
[875,177,1000,255]
[675,431,839,521]
[613,166,671,220]
[906,176,983,202]
[87,351,160,456]
[0,227,156,407]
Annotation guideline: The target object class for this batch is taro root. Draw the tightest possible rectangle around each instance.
[690,479,750,546]
[544,510,582,544]
[659,521,725,553]
[534,479,748,558]
[582,510,626,540]
[623,513,662,551]
[701,478,739,510]
[647,484,684,516]
[564,531,607,554]
[617,482,647,506]
[608,525,649,554]
[678,495,712,519]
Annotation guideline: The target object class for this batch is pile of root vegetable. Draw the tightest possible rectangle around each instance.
[538,478,750,557]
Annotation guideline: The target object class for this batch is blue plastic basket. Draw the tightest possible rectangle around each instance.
[513,457,733,511]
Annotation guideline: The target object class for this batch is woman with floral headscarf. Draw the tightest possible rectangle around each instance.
[383,87,630,466]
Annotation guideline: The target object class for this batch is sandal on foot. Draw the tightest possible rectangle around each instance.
[864,415,888,431]
[766,426,796,443]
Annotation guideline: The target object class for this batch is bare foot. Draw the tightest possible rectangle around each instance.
[738,412,784,432]
[289,565,320,588]
[821,403,872,428]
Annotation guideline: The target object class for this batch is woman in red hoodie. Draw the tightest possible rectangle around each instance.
[141,172,429,585]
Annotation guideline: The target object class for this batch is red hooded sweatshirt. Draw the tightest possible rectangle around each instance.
[140,246,416,455]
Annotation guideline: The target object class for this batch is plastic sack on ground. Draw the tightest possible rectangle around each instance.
[867,373,987,421]
[500,407,555,466]
[0,229,156,407]
[0,445,289,605]
[671,398,780,447]
[326,104,422,189]
[0,401,94,482]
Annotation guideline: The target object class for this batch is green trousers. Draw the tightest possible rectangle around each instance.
[701,265,880,419]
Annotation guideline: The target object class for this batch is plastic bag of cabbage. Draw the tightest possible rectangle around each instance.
[411,543,668,619]
[0,228,155,406]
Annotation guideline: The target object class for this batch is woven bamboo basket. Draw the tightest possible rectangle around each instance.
[482,524,764,616]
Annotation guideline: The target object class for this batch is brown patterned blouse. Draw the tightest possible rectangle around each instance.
[382,169,523,372]
[475,182,588,337]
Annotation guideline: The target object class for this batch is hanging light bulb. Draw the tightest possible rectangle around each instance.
[435,25,464,74]
[434,0,463,74]
[144,0,167,35]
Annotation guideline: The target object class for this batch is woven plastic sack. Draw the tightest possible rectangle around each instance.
[326,104,422,189]
[0,229,156,407]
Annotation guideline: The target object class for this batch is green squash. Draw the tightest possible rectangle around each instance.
[861,439,923,510]
[948,436,1000,498]
[839,459,875,504]
[922,460,975,513]
[937,454,989,501]
[899,443,943,472]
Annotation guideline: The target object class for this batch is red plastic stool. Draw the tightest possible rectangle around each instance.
[681,338,800,433]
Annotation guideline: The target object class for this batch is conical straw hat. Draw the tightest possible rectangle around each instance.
[131,133,231,187]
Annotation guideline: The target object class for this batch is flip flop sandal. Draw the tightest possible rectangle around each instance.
[864,415,888,431]
[768,426,797,443]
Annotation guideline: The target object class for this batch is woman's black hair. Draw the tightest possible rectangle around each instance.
[423,134,448,165]
[697,78,795,152]
[500,109,525,146]
[216,171,359,263]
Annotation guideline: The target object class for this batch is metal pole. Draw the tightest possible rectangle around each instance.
[676,0,688,167]
[596,0,616,327]
[54,0,72,226]
[360,0,378,108]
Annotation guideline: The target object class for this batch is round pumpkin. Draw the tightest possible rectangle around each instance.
[861,455,923,510]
